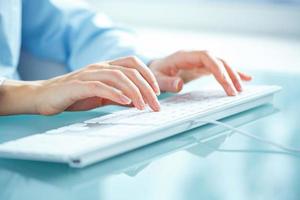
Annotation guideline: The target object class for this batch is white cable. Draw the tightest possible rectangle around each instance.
[197,119,300,153]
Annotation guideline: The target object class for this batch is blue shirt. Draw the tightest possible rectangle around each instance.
[0,0,150,79]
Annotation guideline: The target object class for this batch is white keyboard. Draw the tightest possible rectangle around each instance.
[0,85,281,167]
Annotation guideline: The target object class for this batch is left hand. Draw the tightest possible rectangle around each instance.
[149,50,252,96]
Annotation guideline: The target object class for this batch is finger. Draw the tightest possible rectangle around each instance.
[219,58,243,92]
[94,65,160,111]
[163,50,237,95]
[109,56,161,95]
[118,67,160,111]
[200,52,237,96]
[81,69,146,110]
[101,99,134,107]
[65,81,132,111]
[81,81,132,105]
[238,71,252,81]
[67,97,103,111]
[155,72,184,93]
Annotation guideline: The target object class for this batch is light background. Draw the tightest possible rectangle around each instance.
[86,0,300,73]
[19,0,300,80]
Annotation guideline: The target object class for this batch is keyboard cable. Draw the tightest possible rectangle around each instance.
[196,119,300,153]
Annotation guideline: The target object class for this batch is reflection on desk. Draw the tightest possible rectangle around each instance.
[1,70,300,200]
[0,104,288,196]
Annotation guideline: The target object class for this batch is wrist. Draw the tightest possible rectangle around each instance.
[0,80,42,115]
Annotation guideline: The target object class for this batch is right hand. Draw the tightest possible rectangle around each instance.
[13,56,160,115]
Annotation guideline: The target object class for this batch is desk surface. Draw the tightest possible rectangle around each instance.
[0,69,300,199]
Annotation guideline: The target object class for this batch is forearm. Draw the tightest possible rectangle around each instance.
[0,80,40,115]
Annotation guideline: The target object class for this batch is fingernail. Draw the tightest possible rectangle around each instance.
[152,99,161,111]
[138,101,145,110]
[235,83,242,92]
[238,83,243,92]
[154,83,161,95]
[155,89,161,96]
[173,79,183,92]
[120,95,131,104]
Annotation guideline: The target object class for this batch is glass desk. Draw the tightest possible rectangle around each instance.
[0,70,299,200]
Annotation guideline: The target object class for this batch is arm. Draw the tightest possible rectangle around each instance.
[21,0,151,71]
[1,0,251,116]
[0,51,252,116]
[0,79,41,115]
[21,0,251,96]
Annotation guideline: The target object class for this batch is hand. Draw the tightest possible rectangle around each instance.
[0,56,161,115]
[149,50,252,95]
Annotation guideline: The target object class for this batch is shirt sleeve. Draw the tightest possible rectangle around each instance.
[21,0,152,72]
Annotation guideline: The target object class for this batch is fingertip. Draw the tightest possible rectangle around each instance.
[235,81,243,92]
[173,79,184,93]
[246,75,252,81]
[238,72,252,81]
[154,83,161,95]
[242,77,252,82]
[147,94,161,112]
[226,84,238,96]
[178,80,184,92]
[151,75,161,95]
[231,89,238,96]
[151,103,161,112]
[228,91,237,96]
[138,98,146,110]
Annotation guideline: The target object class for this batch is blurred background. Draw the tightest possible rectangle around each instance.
[19,0,300,80]
[86,0,300,73]
[88,0,300,37]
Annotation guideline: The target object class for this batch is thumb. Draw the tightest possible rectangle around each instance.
[156,73,184,93]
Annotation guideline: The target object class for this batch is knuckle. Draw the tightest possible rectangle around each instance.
[174,50,185,56]
[216,58,225,66]
[69,80,82,87]
[87,62,107,70]
[127,68,140,76]
[200,50,210,56]
[130,55,139,62]
[78,71,91,78]
[86,82,100,91]
[109,69,124,78]
[126,55,140,64]
[218,58,226,64]
[111,88,123,97]
[86,63,98,70]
